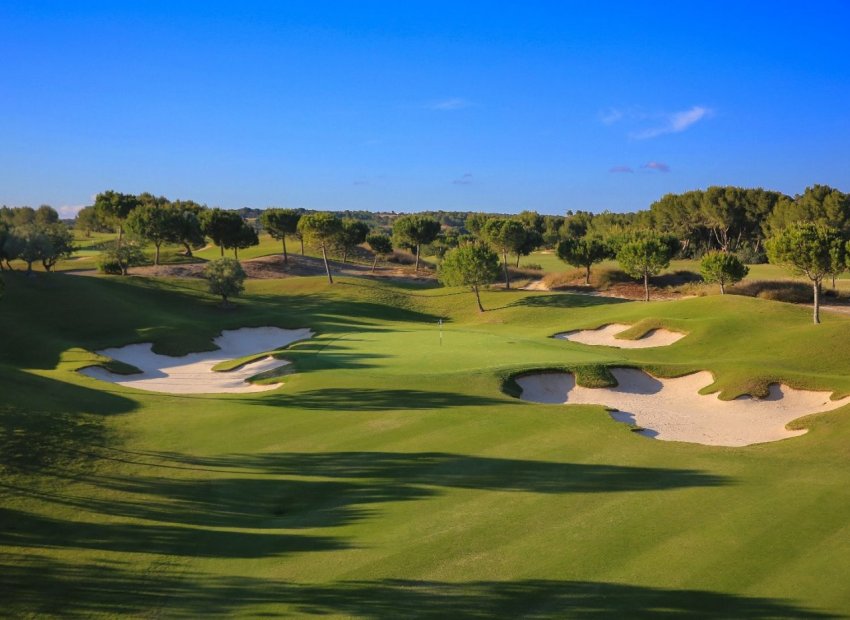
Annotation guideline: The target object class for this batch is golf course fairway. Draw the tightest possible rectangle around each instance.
[2,273,850,618]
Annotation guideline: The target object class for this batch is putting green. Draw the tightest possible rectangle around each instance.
[2,273,850,617]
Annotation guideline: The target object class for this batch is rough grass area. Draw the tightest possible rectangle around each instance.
[2,272,850,616]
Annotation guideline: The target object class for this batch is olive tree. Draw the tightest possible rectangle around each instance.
[556,236,609,284]
[261,208,301,264]
[98,242,147,275]
[204,257,246,306]
[438,244,501,312]
[699,251,748,294]
[767,222,844,324]
[298,212,343,283]
[366,232,393,272]
[616,232,676,301]
[392,215,441,271]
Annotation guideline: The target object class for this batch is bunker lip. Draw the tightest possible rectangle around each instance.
[78,326,313,395]
[555,323,685,348]
[514,368,850,447]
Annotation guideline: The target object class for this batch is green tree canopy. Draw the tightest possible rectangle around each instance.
[126,203,180,265]
[699,251,749,294]
[337,218,370,264]
[392,215,441,271]
[204,257,246,306]
[557,236,609,284]
[483,218,526,289]
[261,208,301,263]
[200,209,247,257]
[298,212,343,283]
[767,222,845,324]
[93,190,140,246]
[438,244,501,312]
[366,232,393,272]
[616,232,676,301]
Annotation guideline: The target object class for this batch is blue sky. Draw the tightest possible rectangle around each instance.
[2,1,849,216]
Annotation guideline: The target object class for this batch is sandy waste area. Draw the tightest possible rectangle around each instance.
[79,327,312,394]
[516,368,850,446]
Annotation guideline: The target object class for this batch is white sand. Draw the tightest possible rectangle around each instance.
[79,327,312,394]
[516,368,850,446]
[555,323,685,348]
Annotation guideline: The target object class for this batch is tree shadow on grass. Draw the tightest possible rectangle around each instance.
[506,292,630,309]
[165,451,730,495]
[0,558,836,618]
[1,451,729,535]
[244,388,513,411]
[0,507,345,559]
[0,368,136,474]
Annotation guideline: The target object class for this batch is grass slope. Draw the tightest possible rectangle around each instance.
[1,272,850,617]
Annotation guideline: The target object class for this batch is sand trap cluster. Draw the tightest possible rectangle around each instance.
[555,323,685,348]
[516,368,850,446]
[79,327,312,394]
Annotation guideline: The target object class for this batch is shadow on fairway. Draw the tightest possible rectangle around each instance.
[246,388,512,410]
[0,558,835,618]
[9,450,731,534]
[0,368,137,473]
[0,507,346,559]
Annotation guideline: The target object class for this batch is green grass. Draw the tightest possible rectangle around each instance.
[2,272,850,617]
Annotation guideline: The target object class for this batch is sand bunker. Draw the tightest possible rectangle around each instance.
[79,327,312,394]
[555,323,685,348]
[516,368,850,446]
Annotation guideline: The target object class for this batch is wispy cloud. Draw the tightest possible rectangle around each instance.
[429,98,474,111]
[631,106,712,139]
[609,165,634,173]
[642,161,671,172]
[452,173,474,185]
[599,108,625,125]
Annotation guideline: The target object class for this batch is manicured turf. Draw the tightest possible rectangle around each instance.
[2,272,850,617]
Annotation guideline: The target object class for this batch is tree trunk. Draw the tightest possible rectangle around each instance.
[720,281,726,294]
[832,274,836,289]
[516,254,521,268]
[154,243,161,266]
[643,271,649,302]
[117,225,124,248]
[183,242,193,257]
[300,237,305,255]
[813,280,821,324]
[585,265,591,285]
[415,244,420,272]
[26,260,33,276]
[282,237,288,264]
[342,249,348,264]
[473,284,484,312]
[220,245,224,257]
[371,255,378,273]
[234,247,239,260]
[503,251,510,289]
[321,245,333,284]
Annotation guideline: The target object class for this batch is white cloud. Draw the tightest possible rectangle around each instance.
[631,106,712,139]
[642,161,671,172]
[609,165,634,173]
[599,108,625,125]
[429,98,474,111]
[452,173,474,185]
[57,204,85,218]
